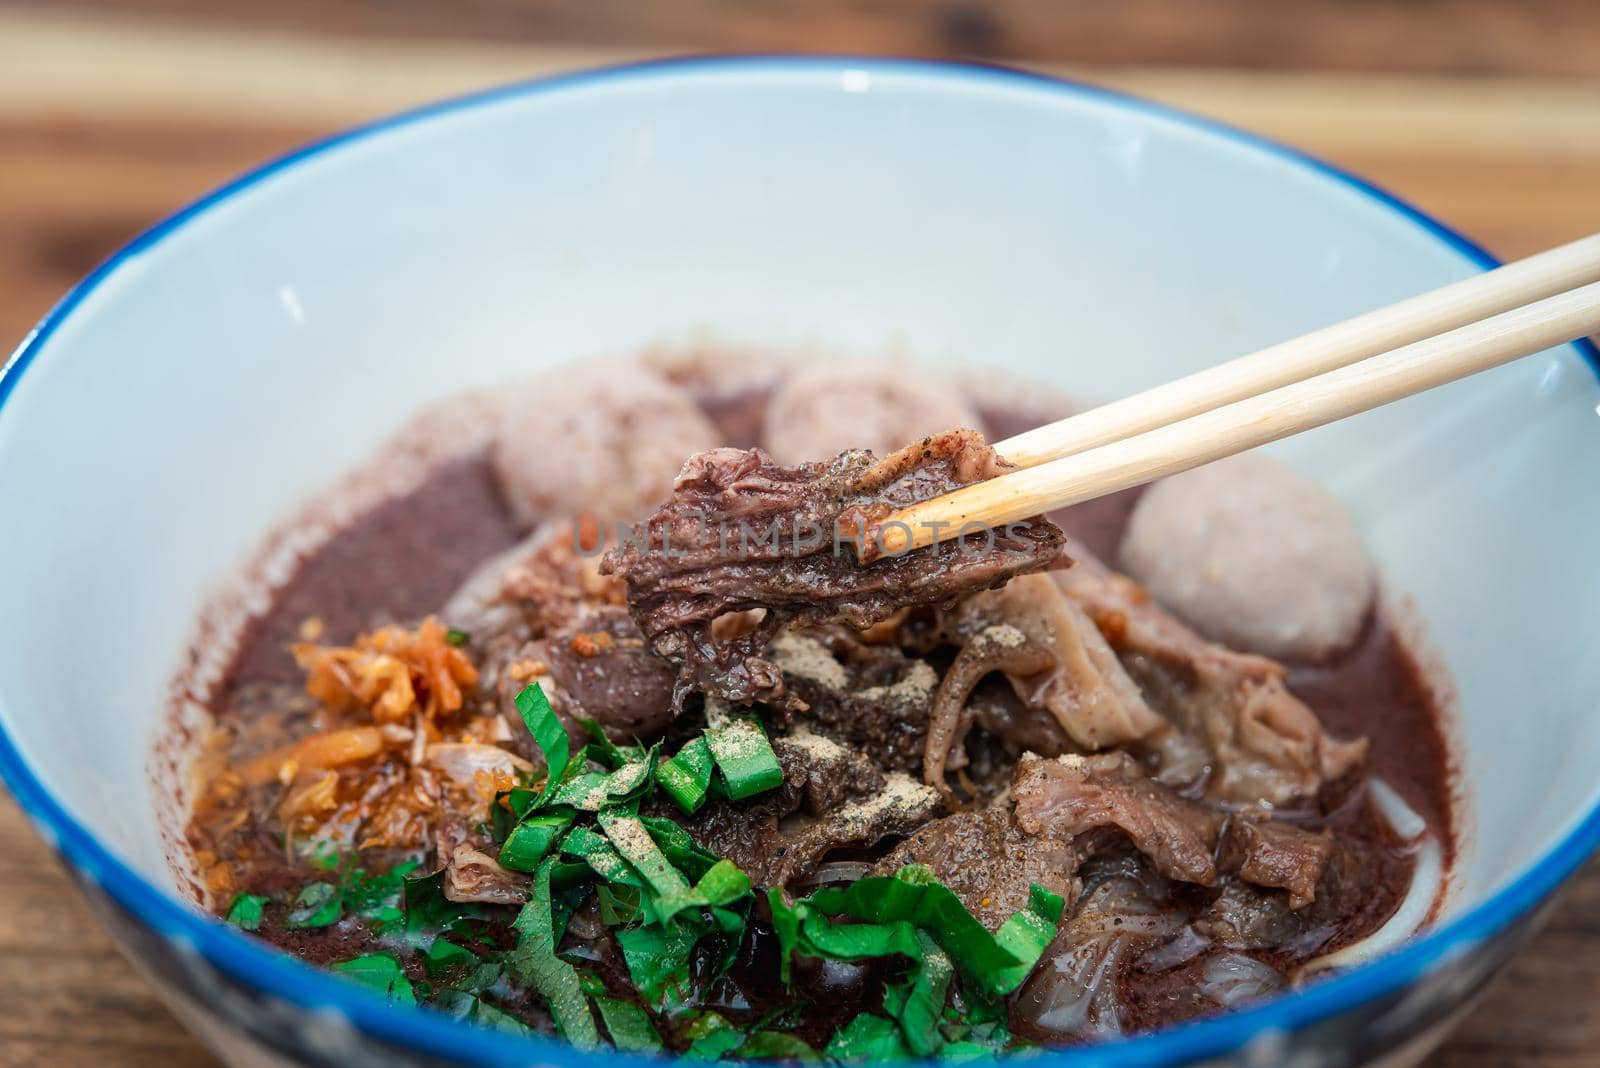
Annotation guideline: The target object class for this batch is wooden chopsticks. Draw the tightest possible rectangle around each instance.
[875,233,1600,557]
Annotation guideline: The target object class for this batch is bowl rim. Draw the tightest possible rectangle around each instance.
[2,54,1597,1068]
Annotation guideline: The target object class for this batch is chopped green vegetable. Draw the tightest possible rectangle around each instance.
[657,735,715,813]
[472,999,534,1036]
[224,892,269,932]
[305,840,341,871]
[597,883,644,926]
[550,753,656,811]
[597,809,691,900]
[341,859,419,934]
[650,859,752,927]
[615,923,698,1010]
[882,931,953,1056]
[782,865,1064,998]
[331,952,417,1004]
[422,937,477,976]
[740,1031,821,1061]
[578,718,646,769]
[990,884,1066,994]
[593,995,665,1053]
[825,1014,911,1062]
[403,869,481,936]
[432,990,532,1035]
[704,713,785,800]
[444,627,470,647]
[938,1042,998,1064]
[286,881,342,929]
[561,825,645,887]
[505,857,601,1050]
[682,1011,746,1061]
[638,814,721,882]
[515,682,570,807]
[498,810,577,872]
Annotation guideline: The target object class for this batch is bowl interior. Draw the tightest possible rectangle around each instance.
[1,60,1597,961]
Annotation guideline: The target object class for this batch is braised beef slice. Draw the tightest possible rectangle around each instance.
[529,606,677,743]
[770,629,937,773]
[1012,751,1222,886]
[1216,817,1333,910]
[772,731,886,815]
[874,807,1082,931]
[603,431,1066,709]
[679,732,937,890]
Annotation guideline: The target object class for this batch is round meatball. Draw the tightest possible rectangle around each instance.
[494,364,719,529]
[1118,453,1373,662]
[762,363,983,464]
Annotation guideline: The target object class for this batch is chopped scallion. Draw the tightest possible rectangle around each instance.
[498,810,577,872]
[656,735,715,813]
[224,892,269,932]
[704,714,785,800]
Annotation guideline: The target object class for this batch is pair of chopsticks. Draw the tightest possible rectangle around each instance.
[875,232,1600,556]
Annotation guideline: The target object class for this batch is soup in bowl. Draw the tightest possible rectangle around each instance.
[0,58,1597,1068]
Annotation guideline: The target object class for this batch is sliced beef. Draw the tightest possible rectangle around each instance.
[1012,752,1221,886]
[680,732,936,891]
[679,799,794,889]
[526,606,677,744]
[602,431,1065,709]
[1054,541,1367,807]
[770,630,937,773]
[1198,832,1396,955]
[772,730,886,815]
[1217,817,1333,910]
[769,773,942,888]
[875,806,1083,931]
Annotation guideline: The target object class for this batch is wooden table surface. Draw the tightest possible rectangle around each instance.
[1,7,1597,1066]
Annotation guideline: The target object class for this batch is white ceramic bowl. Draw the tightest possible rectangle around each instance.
[1,58,1597,1068]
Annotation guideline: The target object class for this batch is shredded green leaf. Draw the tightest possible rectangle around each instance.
[789,865,1064,998]
[578,718,646,769]
[286,881,341,929]
[598,809,692,899]
[505,857,601,1050]
[740,1031,821,1061]
[444,627,470,647]
[649,859,752,927]
[825,1014,911,1062]
[403,869,481,936]
[499,810,577,872]
[594,995,666,1053]
[704,713,785,800]
[224,892,268,931]
[561,825,646,887]
[331,952,417,1004]
[990,884,1066,994]
[882,931,954,1056]
[682,1011,747,1061]
[550,752,656,811]
[615,923,699,1010]
[657,735,715,813]
[515,682,570,807]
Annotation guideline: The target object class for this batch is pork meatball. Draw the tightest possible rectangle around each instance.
[1118,453,1373,662]
[762,363,983,464]
[493,364,719,529]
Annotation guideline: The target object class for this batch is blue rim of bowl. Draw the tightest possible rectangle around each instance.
[1,55,1597,1068]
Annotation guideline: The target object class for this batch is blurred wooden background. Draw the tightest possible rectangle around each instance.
[0,2,1597,1066]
